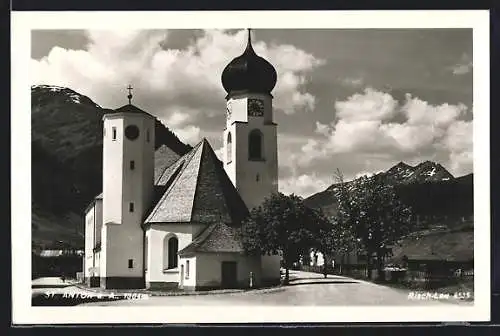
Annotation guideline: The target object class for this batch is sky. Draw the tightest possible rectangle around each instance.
[31,28,473,198]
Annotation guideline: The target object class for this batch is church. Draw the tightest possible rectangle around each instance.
[83,31,282,290]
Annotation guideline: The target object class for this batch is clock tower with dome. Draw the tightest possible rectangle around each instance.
[221,29,279,211]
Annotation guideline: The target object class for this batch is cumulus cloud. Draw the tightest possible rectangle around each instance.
[303,88,472,177]
[279,173,332,198]
[174,125,201,145]
[32,29,324,138]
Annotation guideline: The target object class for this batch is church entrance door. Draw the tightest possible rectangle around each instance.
[221,261,238,288]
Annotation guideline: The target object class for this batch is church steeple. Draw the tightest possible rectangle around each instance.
[221,29,279,210]
[221,29,277,98]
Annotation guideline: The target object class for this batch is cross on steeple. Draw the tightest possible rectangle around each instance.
[127,84,133,104]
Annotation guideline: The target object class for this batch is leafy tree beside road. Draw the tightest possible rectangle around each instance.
[239,192,327,284]
[239,171,413,285]
[333,170,413,280]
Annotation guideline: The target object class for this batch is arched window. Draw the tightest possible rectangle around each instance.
[163,235,178,270]
[248,129,264,160]
[227,132,232,163]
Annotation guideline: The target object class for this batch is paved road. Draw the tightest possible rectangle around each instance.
[71,271,471,307]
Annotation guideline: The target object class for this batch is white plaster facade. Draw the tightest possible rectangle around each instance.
[100,110,156,286]
[223,93,278,211]
[83,198,102,280]
[189,253,262,289]
[144,223,204,287]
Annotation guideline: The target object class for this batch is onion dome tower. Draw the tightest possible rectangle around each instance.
[221,29,279,211]
[221,29,277,98]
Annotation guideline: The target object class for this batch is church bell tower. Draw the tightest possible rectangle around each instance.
[221,29,278,210]
[100,87,156,289]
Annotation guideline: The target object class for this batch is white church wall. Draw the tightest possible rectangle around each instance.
[120,115,156,227]
[100,223,107,277]
[100,113,155,288]
[145,223,203,286]
[94,199,103,247]
[224,93,278,211]
[102,223,144,277]
[95,252,100,277]
[140,119,155,209]
[84,205,95,278]
[179,256,197,288]
[102,117,124,226]
[227,95,249,123]
[195,253,262,289]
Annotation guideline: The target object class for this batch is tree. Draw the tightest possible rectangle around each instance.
[313,210,337,277]
[239,192,324,284]
[334,170,413,281]
[327,169,360,274]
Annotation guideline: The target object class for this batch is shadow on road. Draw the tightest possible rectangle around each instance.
[286,280,358,286]
[289,276,356,281]
[289,276,329,281]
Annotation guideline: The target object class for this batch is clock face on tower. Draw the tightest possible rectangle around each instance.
[248,98,264,117]
[125,125,140,140]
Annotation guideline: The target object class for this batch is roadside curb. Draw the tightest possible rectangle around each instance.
[74,283,285,297]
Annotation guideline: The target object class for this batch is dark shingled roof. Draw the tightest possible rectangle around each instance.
[178,222,244,256]
[145,138,249,225]
[154,145,181,183]
[111,103,156,118]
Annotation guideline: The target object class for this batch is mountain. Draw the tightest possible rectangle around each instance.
[305,161,473,226]
[385,161,454,184]
[305,161,473,263]
[31,85,192,249]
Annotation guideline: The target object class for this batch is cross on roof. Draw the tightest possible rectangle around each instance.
[127,84,133,104]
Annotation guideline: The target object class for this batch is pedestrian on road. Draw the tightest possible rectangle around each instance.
[323,264,328,278]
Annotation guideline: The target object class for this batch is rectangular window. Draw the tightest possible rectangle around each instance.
[129,202,134,212]
[130,160,135,170]
[112,127,117,140]
[186,260,190,279]
[128,259,133,269]
[146,129,150,143]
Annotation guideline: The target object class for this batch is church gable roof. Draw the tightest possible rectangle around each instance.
[178,222,244,256]
[154,145,182,183]
[111,103,155,118]
[190,139,249,225]
[145,138,249,225]
[146,141,204,223]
